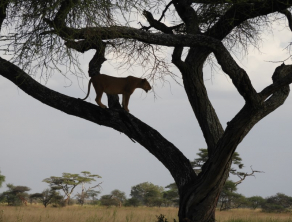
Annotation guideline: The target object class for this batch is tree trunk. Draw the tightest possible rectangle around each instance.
[172,46,291,221]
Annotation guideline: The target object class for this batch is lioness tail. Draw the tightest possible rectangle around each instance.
[80,78,92,100]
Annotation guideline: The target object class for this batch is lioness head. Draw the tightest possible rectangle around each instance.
[141,79,152,93]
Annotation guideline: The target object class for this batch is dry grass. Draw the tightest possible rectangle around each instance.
[0,205,291,222]
[216,209,292,222]
[0,205,178,222]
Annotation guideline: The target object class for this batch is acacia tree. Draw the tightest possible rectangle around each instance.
[1,0,292,221]
[43,172,101,205]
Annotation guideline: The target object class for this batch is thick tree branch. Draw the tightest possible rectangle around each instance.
[205,64,290,183]
[206,0,292,40]
[173,0,200,34]
[172,47,224,158]
[0,56,197,190]
[279,9,292,32]
[191,0,264,3]
[52,0,79,29]
[64,39,94,53]
[181,63,290,212]
[171,46,185,71]
[0,0,8,32]
[142,10,174,34]
[212,44,259,104]
[171,44,224,157]
[87,42,107,77]
[260,64,292,99]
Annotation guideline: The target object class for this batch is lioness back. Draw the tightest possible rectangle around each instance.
[81,74,151,112]
[93,74,140,95]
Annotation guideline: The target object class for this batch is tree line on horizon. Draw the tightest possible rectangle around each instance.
[1,176,292,213]
[1,150,291,212]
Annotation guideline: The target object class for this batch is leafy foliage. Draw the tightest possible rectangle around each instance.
[261,193,292,213]
[218,180,247,211]
[100,194,120,207]
[0,184,30,206]
[247,196,266,210]
[163,184,179,207]
[130,182,164,207]
[29,189,63,207]
[0,170,5,188]
[124,197,140,207]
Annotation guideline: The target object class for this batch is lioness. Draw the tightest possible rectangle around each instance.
[80,74,152,112]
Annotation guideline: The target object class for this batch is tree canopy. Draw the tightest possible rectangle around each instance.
[0,170,5,188]
[0,184,30,206]
[1,0,292,221]
[43,171,101,205]
[130,182,164,206]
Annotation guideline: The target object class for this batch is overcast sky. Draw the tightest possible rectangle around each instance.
[1,22,292,199]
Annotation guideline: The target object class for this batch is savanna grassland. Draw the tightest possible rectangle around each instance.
[0,205,291,222]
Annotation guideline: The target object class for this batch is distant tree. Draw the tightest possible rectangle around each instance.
[163,183,179,206]
[0,170,5,188]
[110,189,127,207]
[75,171,102,206]
[75,184,101,206]
[32,189,63,207]
[0,184,30,206]
[49,190,63,207]
[192,148,262,185]
[43,171,101,205]
[100,194,119,207]
[130,182,164,207]
[75,192,89,206]
[247,196,265,210]
[262,193,292,213]
[87,190,100,204]
[124,197,140,207]
[29,192,43,204]
[218,180,247,211]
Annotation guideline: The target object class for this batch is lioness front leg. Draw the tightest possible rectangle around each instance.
[95,91,107,109]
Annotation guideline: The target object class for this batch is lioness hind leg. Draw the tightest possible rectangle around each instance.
[95,91,107,109]
[122,94,130,112]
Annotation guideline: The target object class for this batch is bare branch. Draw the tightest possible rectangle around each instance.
[234,166,264,186]
[158,1,173,22]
